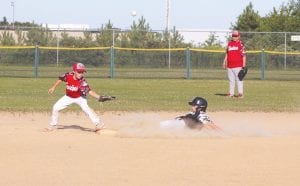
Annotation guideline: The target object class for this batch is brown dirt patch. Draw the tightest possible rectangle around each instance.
[1,111,300,186]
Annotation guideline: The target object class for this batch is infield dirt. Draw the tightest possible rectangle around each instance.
[1,111,300,186]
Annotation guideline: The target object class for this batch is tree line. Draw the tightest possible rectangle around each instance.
[1,0,300,51]
[0,0,299,70]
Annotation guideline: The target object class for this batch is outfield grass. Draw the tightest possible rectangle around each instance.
[0,77,299,112]
[1,64,300,81]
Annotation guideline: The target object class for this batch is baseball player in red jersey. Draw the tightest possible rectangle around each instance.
[223,30,246,98]
[45,62,104,132]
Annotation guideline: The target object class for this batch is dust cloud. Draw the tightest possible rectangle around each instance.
[105,112,300,138]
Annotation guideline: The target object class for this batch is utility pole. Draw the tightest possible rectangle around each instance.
[166,0,171,70]
[166,0,170,31]
[11,1,15,29]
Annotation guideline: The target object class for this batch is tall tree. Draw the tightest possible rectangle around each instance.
[25,27,55,46]
[200,32,223,49]
[95,20,115,47]
[128,16,151,48]
[263,0,300,32]
[232,2,261,31]
[257,0,300,50]
[59,32,77,47]
[262,6,289,31]
[161,27,186,48]
[170,27,186,48]
[288,0,300,31]
[0,17,8,26]
[78,31,95,47]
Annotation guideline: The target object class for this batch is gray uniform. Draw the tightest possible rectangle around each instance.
[160,111,212,130]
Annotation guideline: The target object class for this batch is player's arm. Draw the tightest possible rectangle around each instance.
[88,88,116,102]
[223,50,228,69]
[48,79,62,94]
[242,55,246,68]
[241,43,246,68]
[88,90,100,100]
[48,73,67,94]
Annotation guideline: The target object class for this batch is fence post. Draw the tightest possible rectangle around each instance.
[34,43,39,79]
[110,46,114,79]
[261,49,265,80]
[186,47,190,80]
[284,32,287,70]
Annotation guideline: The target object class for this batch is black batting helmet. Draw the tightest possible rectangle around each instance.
[188,97,208,112]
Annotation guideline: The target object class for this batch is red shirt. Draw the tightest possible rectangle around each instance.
[59,72,91,98]
[225,39,246,68]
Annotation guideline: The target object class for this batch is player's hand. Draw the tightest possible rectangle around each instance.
[48,87,55,94]
[222,61,227,69]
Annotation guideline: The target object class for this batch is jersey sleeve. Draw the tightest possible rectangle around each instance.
[58,72,68,82]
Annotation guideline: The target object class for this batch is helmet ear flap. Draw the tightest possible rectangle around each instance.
[196,106,206,112]
[189,97,208,111]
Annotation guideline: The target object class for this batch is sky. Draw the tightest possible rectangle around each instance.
[1,0,287,30]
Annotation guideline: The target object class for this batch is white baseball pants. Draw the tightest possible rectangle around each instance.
[50,95,100,126]
[227,67,243,96]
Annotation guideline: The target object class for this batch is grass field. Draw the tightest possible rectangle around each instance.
[1,64,300,80]
[1,77,299,112]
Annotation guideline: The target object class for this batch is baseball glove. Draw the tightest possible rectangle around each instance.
[238,67,248,81]
[98,95,116,102]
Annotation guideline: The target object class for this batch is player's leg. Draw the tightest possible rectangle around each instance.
[234,67,243,97]
[50,95,74,127]
[237,80,243,97]
[227,68,235,97]
[76,97,104,131]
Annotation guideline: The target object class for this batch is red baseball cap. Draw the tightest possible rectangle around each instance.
[72,63,86,73]
[232,30,240,37]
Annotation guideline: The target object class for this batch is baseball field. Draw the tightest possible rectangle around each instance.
[1,78,300,186]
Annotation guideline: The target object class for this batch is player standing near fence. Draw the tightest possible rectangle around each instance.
[44,62,115,132]
[223,30,247,98]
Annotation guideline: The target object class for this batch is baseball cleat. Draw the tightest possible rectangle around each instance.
[42,126,57,132]
[227,93,234,98]
[94,123,106,133]
[237,93,244,98]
